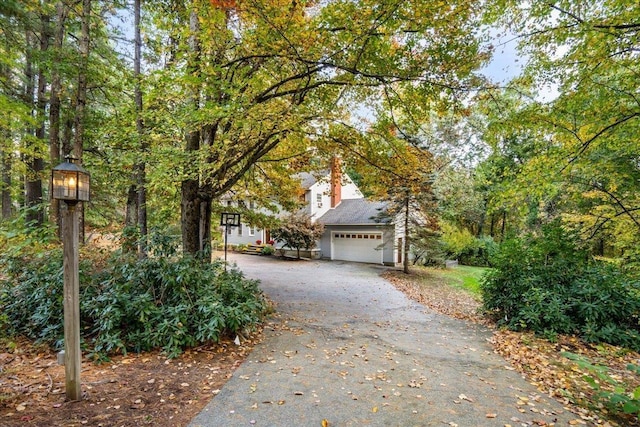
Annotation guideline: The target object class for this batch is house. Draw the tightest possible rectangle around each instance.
[222,158,405,265]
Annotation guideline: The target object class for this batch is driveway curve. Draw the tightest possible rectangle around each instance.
[190,254,580,427]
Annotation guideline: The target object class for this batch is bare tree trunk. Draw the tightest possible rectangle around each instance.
[27,13,51,226]
[403,194,410,274]
[1,62,13,220]
[73,0,91,242]
[181,129,201,256]
[23,30,37,223]
[1,141,11,220]
[49,1,68,231]
[134,0,147,257]
[181,9,202,258]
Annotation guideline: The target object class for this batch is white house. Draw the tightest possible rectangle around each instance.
[222,158,405,265]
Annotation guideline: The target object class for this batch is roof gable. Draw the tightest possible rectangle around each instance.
[317,199,390,225]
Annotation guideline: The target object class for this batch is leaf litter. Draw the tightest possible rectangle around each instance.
[383,268,640,427]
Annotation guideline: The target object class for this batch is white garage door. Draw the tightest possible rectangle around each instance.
[332,232,383,264]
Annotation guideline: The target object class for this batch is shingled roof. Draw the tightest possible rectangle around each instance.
[317,198,390,225]
[297,171,329,190]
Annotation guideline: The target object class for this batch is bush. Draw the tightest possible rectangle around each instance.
[440,223,497,267]
[481,222,640,350]
[260,245,275,255]
[0,233,268,359]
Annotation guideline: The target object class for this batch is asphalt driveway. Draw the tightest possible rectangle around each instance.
[190,254,580,427]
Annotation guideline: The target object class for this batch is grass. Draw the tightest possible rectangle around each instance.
[424,265,488,296]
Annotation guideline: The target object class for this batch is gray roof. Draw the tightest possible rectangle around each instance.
[297,170,329,190]
[318,199,390,225]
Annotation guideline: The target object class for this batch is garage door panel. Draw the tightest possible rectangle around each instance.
[332,232,382,264]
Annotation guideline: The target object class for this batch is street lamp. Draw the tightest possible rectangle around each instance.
[51,158,90,401]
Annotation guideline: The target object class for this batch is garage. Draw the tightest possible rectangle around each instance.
[331,232,383,264]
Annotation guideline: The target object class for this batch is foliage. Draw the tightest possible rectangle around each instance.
[410,227,446,267]
[271,213,324,259]
[440,222,497,266]
[563,352,640,422]
[260,245,275,256]
[478,2,640,258]
[0,233,267,359]
[0,207,59,259]
[481,222,640,351]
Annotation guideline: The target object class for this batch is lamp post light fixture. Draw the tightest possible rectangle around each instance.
[51,158,90,401]
[220,212,241,268]
[51,160,91,203]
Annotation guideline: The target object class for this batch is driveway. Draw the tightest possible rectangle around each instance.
[190,254,580,426]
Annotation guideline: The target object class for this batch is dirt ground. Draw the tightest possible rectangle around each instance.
[0,329,265,427]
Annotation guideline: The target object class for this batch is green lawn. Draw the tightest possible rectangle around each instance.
[425,265,488,296]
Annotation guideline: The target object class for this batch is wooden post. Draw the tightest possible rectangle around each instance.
[62,202,82,400]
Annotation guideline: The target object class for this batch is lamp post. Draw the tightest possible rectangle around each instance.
[51,158,90,401]
[220,212,240,269]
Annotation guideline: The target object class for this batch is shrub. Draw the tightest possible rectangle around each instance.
[0,233,268,359]
[440,223,496,267]
[260,245,275,256]
[481,222,640,350]
[271,213,324,259]
[563,353,640,423]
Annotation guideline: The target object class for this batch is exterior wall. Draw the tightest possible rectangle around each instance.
[223,224,266,246]
[219,198,268,246]
[308,174,363,221]
[320,224,396,265]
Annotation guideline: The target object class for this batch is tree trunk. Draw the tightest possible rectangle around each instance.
[73,0,91,243]
[1,62,13,220]
[28,12,51,226]
[181,9,203,258]
[489,213,495,237]
[1,141,11,220]
[49,1,68,230]
[181,169,201,256]
[403,194,410,274]
[134,0,147,258]
[23,30,38,224]
[125,184,138,227]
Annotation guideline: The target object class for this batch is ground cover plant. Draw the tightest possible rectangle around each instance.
[0,232,268,360]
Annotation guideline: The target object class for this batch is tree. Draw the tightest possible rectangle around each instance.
[138,0,489,259]
[480,1,640,261]
[271,213,324,259]
[340,120,440,273]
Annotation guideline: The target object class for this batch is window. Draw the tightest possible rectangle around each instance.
[226,200,232,207]
[316,193,323,208]
[238,223,243,236]
[249,227,255,236]
[249,200,255,209]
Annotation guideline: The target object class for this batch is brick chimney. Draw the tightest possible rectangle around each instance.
[330,156,342,208]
